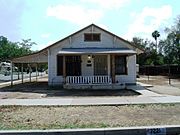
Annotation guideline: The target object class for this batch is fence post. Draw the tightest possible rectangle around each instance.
[148,66,150,81]
[168,64,171,85]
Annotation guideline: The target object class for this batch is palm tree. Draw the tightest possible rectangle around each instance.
[152,30,160,53]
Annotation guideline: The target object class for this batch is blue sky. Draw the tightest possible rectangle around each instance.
[0,0,179,51]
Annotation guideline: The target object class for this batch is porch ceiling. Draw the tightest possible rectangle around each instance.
[58,48,136,55]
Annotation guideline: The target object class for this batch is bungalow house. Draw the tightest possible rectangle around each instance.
[12,24,143,89]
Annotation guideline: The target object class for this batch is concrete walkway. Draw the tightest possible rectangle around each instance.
[1,95,180,106]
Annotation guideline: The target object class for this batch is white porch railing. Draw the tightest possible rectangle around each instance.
[65,76,112,84]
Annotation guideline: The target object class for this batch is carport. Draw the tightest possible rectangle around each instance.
[11,49,48,86]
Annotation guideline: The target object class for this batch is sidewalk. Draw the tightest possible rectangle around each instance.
[1,95,180,106]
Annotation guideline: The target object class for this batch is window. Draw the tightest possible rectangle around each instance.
[84,33,101,41]
[66,56,81,76]
[115,56,127,75]
[57,55,63,76]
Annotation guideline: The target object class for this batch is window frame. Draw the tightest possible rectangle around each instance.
[84,33,101,42]
[115,55,127,75]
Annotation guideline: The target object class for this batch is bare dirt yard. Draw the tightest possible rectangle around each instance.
[0,104,180,130]
[138,75,180,96]
[138,75,180,86]
[0,79,140,99]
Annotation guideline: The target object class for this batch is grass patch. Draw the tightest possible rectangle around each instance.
[0,104,180,130]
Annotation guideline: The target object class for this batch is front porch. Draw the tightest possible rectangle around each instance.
[58,54,119,87]
[56,48,136,89]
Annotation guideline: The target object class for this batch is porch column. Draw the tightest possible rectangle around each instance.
[107,54,111,76]
[11,61,13,86]
[63,55,66,83]
[21,63,24,83]
[111,54,115,83]
[29,64,31,82]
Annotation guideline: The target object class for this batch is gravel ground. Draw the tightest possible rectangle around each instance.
[0,104,180,130]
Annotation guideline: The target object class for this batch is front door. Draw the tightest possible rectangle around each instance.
[66,56,81,76]
[94,55,108,75]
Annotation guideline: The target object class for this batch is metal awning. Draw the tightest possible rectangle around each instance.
[58,48,136,55]
[12,50,48,63]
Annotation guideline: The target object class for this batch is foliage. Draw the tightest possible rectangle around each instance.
[17,39,36,56]
[159,15,180,65]
[132,37,164,65]
[152,30,160,52]
[134,15,180,66]
[131,37,148,49]
[152,30,160,41]
[0,36,35,61]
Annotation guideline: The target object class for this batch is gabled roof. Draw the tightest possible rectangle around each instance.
[12,24,144,63]
[39,23,144,53]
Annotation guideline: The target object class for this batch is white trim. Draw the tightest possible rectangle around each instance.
[58,48,136,55]
[66,76,112,84]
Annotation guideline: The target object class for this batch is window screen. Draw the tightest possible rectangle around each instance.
[84,33,101,41]
[57,55,63,76]
[115,56,127,75]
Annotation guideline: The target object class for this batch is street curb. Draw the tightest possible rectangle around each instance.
[0,125,180,135]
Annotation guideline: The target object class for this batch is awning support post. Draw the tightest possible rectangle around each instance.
[21,63,24,83]
[36,63,38,82]
[11,61,13,86]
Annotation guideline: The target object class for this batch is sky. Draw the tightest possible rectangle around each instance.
[0,0,179,51]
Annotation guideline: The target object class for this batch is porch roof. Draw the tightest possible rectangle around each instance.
[58,48,136,55]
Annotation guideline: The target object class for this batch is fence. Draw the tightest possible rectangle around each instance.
[139,65,180,76]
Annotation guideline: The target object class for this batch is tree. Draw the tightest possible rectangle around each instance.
[159,15,180,65]
[152,30,160,52]
[17,39,36,55]
[131,37,164,65]
[131,37,147,49]
[0,36,36,61]
[0,36,20,61]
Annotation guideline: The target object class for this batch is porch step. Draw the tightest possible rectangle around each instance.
[63,83,126,90]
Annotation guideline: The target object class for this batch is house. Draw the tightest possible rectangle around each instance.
[12,24,143,89]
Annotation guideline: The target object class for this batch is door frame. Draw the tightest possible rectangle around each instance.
[94,55,108,75]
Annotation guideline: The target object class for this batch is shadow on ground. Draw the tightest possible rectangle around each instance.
[0,82,140,98]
